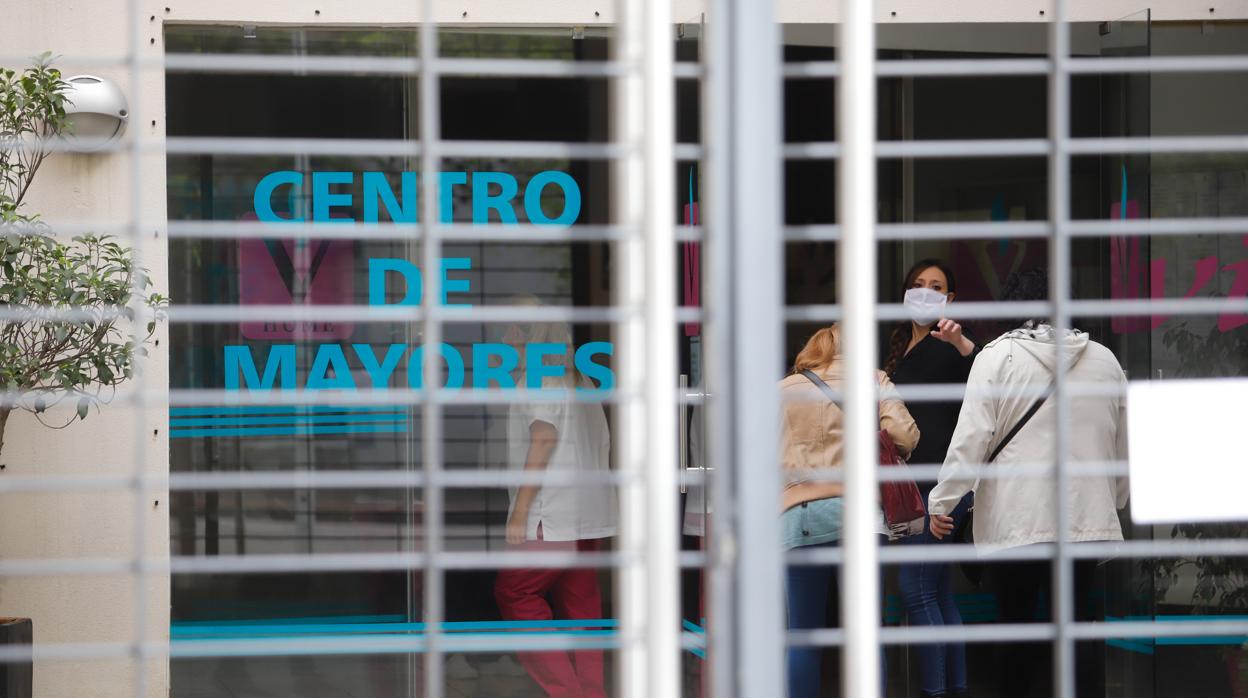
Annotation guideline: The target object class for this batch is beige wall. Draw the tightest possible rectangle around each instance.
[0,2,169,696]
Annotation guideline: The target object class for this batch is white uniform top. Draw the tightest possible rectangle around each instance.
[507,380,617,542]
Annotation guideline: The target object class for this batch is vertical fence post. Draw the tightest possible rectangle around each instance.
[1048,0,1074,696]
[418,2,444,696]
[617,0,680,694]
[703,0,786,694]
[838,0,881,697]
[641,0,681,692]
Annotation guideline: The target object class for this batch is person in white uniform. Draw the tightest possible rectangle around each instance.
[492,296,616,698]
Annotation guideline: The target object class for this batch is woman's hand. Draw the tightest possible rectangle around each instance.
[929,514,955,540]
[506,505,529,545]
[930,318,975,357]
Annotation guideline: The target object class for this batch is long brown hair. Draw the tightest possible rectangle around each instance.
[883,259,958,376]
[792,324,841,374]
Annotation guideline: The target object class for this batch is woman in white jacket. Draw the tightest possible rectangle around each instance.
[927,268,1129,698]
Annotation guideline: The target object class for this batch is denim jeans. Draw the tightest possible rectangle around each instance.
[785,536,888,698]
[897,493,973,695]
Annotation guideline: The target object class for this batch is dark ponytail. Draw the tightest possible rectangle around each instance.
[883,324,911,376]
[884,258,958,377]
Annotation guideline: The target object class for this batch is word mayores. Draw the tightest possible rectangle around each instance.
[223,341,613,393]
[225,169,616,396]
[253,170,581,225]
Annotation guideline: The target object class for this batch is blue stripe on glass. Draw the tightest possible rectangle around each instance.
[1104,615,1248,647]
[169,634,621,659]
[171,619,620,637]
[169,405,406,416]
[173,629,618,641]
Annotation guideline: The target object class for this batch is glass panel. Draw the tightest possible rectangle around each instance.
[165,24,631,696]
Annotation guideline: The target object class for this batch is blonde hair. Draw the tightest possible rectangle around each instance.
[792,324,841,374]
[506,293,583,385]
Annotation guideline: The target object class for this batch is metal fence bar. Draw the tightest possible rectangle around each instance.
[1048,3,1076,696]
[0,551,638,577]
[1067,217,1248,236]
[640,0,680,690]
[614,0,648,694]
[1065,135,1248,154]
[702,0,741,690]
[704,0,788,695]
[798,618,1248,647]
[12,131,1248,160]
[126,1,153,694]
[877,221,1052,240]
[876,58,1052,76]
[1066,54,1248,73]
[784,297,1248,323]
[417,6,446,697]
[0,634,641,664]
[13,51,1248,80]
[794,623,1060,647]
[12,129,1248,160]
[165,136,627,159]
[16,214,1248,246]
[839,0,880,696]
[164,388,633,407]
[165,469,638,490]
[164,221,641,242]
[162,53,425,75]
[877,139,1051,158]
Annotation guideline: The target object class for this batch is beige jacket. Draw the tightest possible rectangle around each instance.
[780,360,921,511]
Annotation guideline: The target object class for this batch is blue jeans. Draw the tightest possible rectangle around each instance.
[897,493,973,695]
[786,537,888,698]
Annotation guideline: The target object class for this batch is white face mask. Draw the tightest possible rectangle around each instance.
[903,287,948,326]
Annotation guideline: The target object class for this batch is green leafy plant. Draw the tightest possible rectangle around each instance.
[1148,523,1248,611]
[0,54,164,458]
[0,53,69,213]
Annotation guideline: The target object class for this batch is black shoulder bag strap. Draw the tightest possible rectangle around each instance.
[800,369,839,404]
[986,382,1054,463]
[802,368,1048,465]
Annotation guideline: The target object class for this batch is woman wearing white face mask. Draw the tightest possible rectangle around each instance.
[883,259,979,698]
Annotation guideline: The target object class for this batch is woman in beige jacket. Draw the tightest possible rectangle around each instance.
[779,324,919,698]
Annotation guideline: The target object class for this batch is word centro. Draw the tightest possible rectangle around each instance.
[253,170,582,226]
[223,341,615,394]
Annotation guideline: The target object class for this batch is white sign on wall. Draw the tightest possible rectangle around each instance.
[1128,378,1248,524]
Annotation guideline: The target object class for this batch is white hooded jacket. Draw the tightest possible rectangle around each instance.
[928,324,1129,554]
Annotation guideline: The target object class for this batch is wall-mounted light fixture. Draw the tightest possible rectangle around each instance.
[61,75,129,152]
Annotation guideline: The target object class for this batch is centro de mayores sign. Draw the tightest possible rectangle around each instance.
[225,170,614,395]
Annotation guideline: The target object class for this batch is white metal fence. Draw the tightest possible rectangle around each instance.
[1,0,1247,697]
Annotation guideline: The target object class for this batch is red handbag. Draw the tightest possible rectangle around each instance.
[877,430,926,537]
[799,370,927,538]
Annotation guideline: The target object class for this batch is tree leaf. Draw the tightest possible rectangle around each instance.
[76,397,89,420]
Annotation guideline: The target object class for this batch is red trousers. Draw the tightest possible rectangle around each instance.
[494,536,608,698]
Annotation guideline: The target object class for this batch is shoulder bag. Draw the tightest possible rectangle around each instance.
[800,369,926,537]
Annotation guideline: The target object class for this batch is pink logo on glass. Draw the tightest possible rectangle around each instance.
[238,213,355,340]
[1109,201,1248,334]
